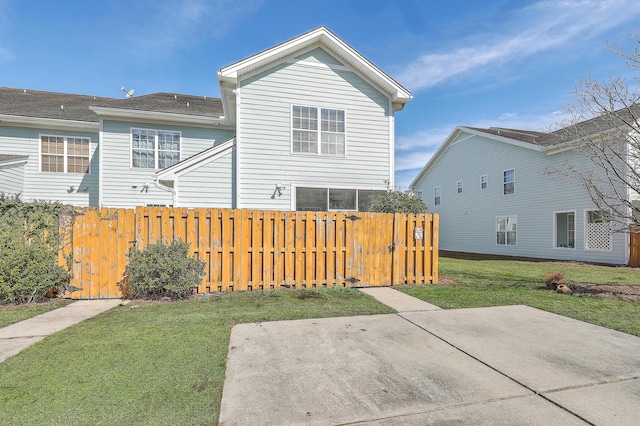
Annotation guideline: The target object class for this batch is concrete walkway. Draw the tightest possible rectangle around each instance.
[0,299,121,363]
[219,287,640,425]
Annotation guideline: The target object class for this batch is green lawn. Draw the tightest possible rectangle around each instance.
[398,256,640,336]
[0,288,393,425]
[0,299,72,328]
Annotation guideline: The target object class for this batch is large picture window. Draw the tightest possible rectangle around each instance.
[40,135,90,173]
[292,106,345,156]
[131,129,181,169]
[496,216,517,246]
[296,187,385,211]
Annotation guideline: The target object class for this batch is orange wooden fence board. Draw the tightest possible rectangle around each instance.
[59,208,438,298]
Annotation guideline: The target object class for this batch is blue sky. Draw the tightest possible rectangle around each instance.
[1,0,639,190]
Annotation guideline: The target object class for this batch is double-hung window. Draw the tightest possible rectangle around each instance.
[40,135,90,173]
[434,186,441,206]
[503,169,515,195]
[496,216,517,246]
[480,175,488,189]
[457,181,463,194]
[292,105,345,155]
[555,212,575,248]
[131,129,181,169]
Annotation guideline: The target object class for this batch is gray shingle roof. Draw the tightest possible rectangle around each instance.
[465,127,546,145]
[92,92,225,118]
[0,87,113,122]
[0,87,224,122]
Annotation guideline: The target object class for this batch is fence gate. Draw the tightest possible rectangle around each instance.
[60,208,438,299]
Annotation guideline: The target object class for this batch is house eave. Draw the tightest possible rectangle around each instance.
[0,114,98,131]
[89,106,233,128]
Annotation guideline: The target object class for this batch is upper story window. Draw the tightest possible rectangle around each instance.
[457,180,463,194]
[40,135,90,173]
[503,169,515,195]
[292,105,345,156]
[480,175,488,189]
[434,186,441,206]
[131,129,180,169]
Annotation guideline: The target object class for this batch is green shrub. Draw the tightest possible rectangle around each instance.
[122,240,206,300]
[369,189,428,214]
[0,194,71,304]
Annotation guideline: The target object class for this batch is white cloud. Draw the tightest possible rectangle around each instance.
[125,0,264,54]
[398,0,640,92]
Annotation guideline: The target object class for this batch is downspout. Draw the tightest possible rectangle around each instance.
[153,177,177,207]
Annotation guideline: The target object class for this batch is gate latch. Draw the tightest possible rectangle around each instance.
[345,215,361,221]
[388,243,395,252]
[345,277,361,285]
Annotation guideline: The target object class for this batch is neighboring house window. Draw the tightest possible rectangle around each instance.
[503,169,515,195]
[555,212,575,248]
[416,190,423,200]
[480,175,488,189]
[434,186,441,206]
[457,181,463,194]
[295,187,385,211]
[585,210,611,251]
[292,105,345,156]
[131,129,181,169]
[496,216,517,246]
[40,135,90,173]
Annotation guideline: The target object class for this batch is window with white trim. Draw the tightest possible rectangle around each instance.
[480,175,488,189]
[40,135,90,173]
[457,180,463,194]
[434,186,441,206]
[503,169,514,195]
[585,210,611,251]
[292,105,345,155]
[555,212,575,248]
[131,128,181,169]
[496,216,517,246]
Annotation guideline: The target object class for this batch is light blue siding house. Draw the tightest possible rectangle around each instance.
[0,27,411,210]
[410,126,630,265]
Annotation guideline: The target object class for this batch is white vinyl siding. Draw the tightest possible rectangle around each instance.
[236,47,392,210]
[411,130,627,264]
[101,119,233,207]
[0,163,25,195]
[0,126,98,206]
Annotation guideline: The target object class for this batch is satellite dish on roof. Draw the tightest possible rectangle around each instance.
[120,86,135,98]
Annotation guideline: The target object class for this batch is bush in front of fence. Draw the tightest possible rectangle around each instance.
[0,194,71,304]
[120,240,206,300]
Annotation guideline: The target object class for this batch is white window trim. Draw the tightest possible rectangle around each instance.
[553,210,576,250]
[503,168,515,195]
[39,134,92,174]
[584,209,613,252]
[433,186,441,206]
[130,128,182,170]
[480,174,488,189]
[290,104,347,157]
[496,215,517,246]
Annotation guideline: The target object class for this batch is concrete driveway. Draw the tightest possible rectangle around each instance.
[218,303,640,425]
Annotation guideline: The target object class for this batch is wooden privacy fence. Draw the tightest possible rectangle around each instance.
[59,207,438,299]
[629,230,640,267]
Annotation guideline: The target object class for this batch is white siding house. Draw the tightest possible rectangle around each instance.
[0,27,411,210]
[410,126,629,265]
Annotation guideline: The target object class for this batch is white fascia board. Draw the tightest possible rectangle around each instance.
[218,27,411,105]
[156,138,236,180]
[0,156,28,167]
[89,106,233,128]
[544,127,626,155]
[0,114,98,131]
